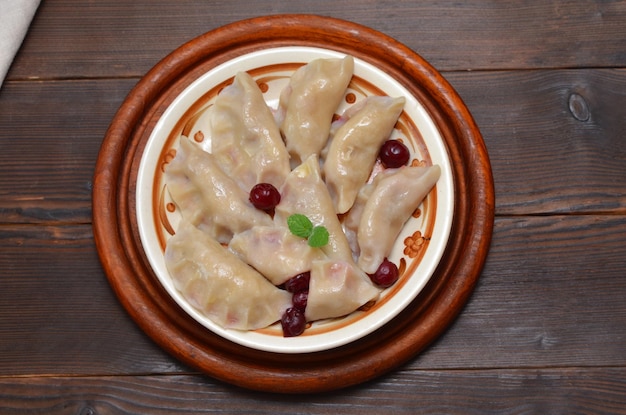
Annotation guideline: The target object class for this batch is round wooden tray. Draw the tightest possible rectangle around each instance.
[92,15,494,393]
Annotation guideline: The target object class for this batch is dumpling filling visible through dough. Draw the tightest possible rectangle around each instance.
[165,136,273,244]
[357,165,441,274]
[278,56,354,167]
[165,220,292,331]
[305,259,380,322]
[228,225,326,286]
[210,71,290,192]
[323,96,406,214]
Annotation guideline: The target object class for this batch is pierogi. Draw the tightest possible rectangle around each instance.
[165,220,292,330]
[165,136,273,244]
[278,55,354,168]
[163,56,440,336]
[323,96,406,214]
[210,71,290,192]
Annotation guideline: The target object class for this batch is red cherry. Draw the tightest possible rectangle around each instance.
[249,183,281,211]
[292,291,308,313]
[379,140,410,168]
[284,271,310,293]
[281,307,306,337]
[368,258,399,288]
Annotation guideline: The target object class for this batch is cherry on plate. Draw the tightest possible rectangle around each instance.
[368,258,400,288]
[379,139,410,168]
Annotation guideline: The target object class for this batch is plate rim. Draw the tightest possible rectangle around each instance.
[92,14,494,394]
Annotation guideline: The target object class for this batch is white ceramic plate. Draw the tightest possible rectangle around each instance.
[135,46,454,354]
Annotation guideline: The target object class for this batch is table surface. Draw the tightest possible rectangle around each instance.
[1,1,625,413]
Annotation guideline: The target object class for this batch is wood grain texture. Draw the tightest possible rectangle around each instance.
[1,368,625,414]
[446,68,626,215]
[417,214,626,369]
[8,0,626,80]
[1,215,624,377]
[0,79,138,224]
[1,69,623,224]
[0,225,189,376]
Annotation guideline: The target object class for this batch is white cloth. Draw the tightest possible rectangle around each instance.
[0,0,40,88]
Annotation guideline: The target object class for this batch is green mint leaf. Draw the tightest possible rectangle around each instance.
[308,225,329,247]
[287,214,313,239]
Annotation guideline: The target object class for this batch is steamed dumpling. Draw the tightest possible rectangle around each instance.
[165,220,292,330]
[165,136,272,244]
[275,154,353,262]
[305,259,380,322]
[278,56,354,167]
[228,225,326,286]
[357,165,441,274]
[323,96,405,214]
[342,168,397,260]
[210,71,290,191]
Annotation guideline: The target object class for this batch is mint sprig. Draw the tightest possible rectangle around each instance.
[287,214,329,247]
[287,214,313,238]
[308,225,329,248]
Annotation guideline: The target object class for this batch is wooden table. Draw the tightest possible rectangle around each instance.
[1,1,625,412]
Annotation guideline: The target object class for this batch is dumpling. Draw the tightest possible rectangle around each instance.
[210,71,290,191]
[342,168,396,260]
[275,154,353,262]
[228,225,326,286]
[357,165,441,274]
[278,56,354,167]
[305,259,380,322]
[165,136,272,244]
[323,96,405,213]
[165,220,292,330]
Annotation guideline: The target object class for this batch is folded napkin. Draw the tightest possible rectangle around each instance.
[0,0,40,88]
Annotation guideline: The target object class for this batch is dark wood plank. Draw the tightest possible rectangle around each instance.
[2,69,624,224]
[1,368,625,413]
[0,78,137,224]
[417,214,626,369]
[0,224,189,376]
[446,68,626,215]
[8,0,626,81]
[1,215,625,376]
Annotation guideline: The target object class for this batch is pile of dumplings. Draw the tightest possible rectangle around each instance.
[163,55,441,335]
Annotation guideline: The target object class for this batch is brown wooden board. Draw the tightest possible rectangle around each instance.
[8,1,626,80]
[1,368,626,413]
